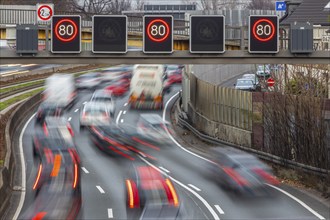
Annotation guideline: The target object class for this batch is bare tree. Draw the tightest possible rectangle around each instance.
[0,0,74,12]
[135,0,145,11]
[72,0,131,19]
[246,0,275,10]
[198,0,246,10]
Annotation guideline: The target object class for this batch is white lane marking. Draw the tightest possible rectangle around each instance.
[139,156,220,220]
[120,119,124,123]
[188,184,201,192]
[81,167,89,174]
[214,205,225,214]
[108,208,113,218]
[164,91,324,220]
[13,113,36,220]
[124,103,128,106]
[162,92,213,164]
[116,110,123,125]
[123,110,127,114]
[96,186,105,194]
[266,184,325,220]
[74,109,79,112]
[159,166,170,173]
[83,101,87,105]
[68,117,72,121]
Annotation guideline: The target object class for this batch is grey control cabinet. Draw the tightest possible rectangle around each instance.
[16,24,38,54]
[290,22,313,53]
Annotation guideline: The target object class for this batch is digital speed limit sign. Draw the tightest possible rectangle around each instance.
[143,15,173,53]
[249,15,279,53]
[51,15,81,53]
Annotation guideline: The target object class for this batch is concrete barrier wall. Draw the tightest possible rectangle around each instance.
[184,64,255,147]
[0,93,41,218]
[187,103,252,147]
[192,64,255,85]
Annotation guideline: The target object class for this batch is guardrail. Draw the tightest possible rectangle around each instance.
[175,101,330,177]
[0,92,42,218]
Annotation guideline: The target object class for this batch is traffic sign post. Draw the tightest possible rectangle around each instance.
[51,15,81,53]
[249,15,279,53]
[36,3,54,23]
[267,77,275,87]
[92,15,127,53]
[143,15,173,53]
[190,15,225,53]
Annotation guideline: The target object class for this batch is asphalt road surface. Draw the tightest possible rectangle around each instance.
[12,74,330,220]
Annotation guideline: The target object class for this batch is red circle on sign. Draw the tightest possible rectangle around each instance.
[147,19,170,42]
[55,19,78,42]
[38,5,53,21]
[252,19,275,42]
[267,77,275,87]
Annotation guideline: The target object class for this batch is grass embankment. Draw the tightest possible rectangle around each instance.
[0,88,44,111]
[0,80,44,94]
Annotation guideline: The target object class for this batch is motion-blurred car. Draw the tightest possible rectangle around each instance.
[165,65,184,76]
[80,102,110,129]
[27,147,81,219]
[256,65,271,78]
[163,80,172,94]
[125,165,180,219]
[209,147,279,195]
[167,73,182,84]
[101,65,133,82]
[104,78,130,96]
[33,117,75,157]
[35,102,63,124]
[90,89,115,117]
[137,114,173,145]
[43,74,77,109]
[234,79,256,91]
[76,72,102,89]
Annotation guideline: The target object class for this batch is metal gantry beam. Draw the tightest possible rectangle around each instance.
[1,50,329,65]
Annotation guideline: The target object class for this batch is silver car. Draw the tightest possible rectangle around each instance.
[80,102,110,129]
[76,72,102,90]
[90,90,115,117]
[234,79,256,91]
[256,65,271,78]
[242,73,259,85]
[137,114,173,144]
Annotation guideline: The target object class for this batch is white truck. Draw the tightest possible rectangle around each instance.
[129,64,166,109]
[43,74,77,109]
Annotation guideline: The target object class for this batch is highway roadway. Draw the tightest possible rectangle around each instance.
[11,74,330,220]
[0,64,61,77]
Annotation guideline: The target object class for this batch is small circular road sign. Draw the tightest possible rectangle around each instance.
[267,77,275,87]
[37,4,53,21]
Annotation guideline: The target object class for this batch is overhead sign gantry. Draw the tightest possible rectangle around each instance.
[7,13,328,64]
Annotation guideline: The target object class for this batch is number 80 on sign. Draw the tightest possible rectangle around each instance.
[51,15,81,53]
[249,15,279,53]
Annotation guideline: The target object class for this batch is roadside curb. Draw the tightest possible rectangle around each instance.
[169,98,330,209]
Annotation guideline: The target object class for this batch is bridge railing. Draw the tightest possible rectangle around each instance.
[1,7,329,51]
